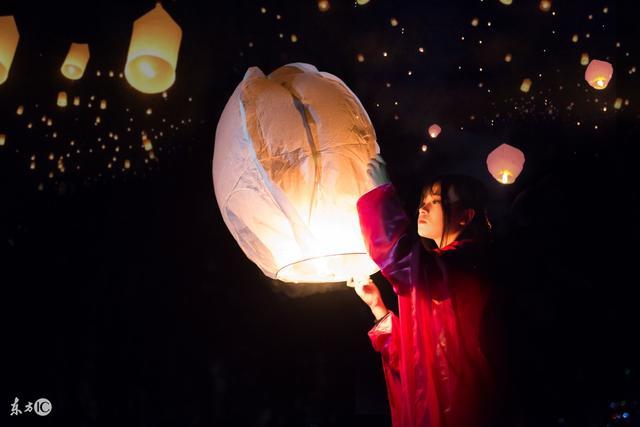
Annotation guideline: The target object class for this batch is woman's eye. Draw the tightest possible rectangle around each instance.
[432,200,441,204]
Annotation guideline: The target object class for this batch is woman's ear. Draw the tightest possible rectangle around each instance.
[460,208,476,226]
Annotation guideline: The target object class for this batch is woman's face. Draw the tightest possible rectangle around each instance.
[417,183,445,241]
[417,183,464,243]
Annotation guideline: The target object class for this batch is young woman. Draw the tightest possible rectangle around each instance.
[353,154,503,427]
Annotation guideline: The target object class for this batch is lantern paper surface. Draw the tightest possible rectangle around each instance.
[428,124,441,138]
[124,3,182,94]
[0,15,19,85]
[61,43,90,80]
[486,143,525,184]
[213,63,381,284]
[585,59,613,90]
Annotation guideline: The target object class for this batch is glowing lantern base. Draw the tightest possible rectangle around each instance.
[125,55,175,94]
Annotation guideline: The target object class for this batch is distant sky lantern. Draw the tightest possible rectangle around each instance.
[16,105,24,115]
[499,0,513,4]
[585,59,613,90]
[428,124,441,138]
[213,63,380,284]
[504,53,512,62]
[0,15,19,85]
[356,0,370,5]
[580,53,589,66]
[390,18,398,27]
[124,2,182,94]
[520,78,532,93]
[356,53,365,63]
[57,91,68,107]
[317,0,330,12]
[73,96,80,106]
[486,143,525,184]
[572,34,579,43]
[0,134,5,146]
[539,0,552,12]
[61,43,89,80]
[471,17,479,27]
[100,99,107,110]
[614,97,623,109]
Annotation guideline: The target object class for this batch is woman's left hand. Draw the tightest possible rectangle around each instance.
[367,154,391,187]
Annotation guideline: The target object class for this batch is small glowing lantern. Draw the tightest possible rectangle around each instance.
[614,98,623,110]
[0,15,20,85]
[572,34,579,43]
[539,0,552,12]
[317,0,330,12]
[16,105,24,115]
[0,134,6,146]
[57,91,68,107]
[504,53,512,63]
[585,59,613,90]
[100,99,107,110]
[421,144,428,152]
[499,0,513,5]
[520,78,532,93]
[486,143,525,185]
[356,0,370,5]
[143,137,153,151]
[61,43,90,80]
[428,124,441,138]
[471,18,479,27]
[213,63,380,284]
[580,53,589,66]
[124,2,182,94]
[73,96,80,106]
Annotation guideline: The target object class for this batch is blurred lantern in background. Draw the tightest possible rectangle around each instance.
[57,91,68,107]
[486,143,525,184]
[614,98,623,110]
[504,53,512,63]
[539,0,552,12]
[16,105,24,115]
[0,133,6,146]
[0,15,19,85]
[61,43,90,80]
[317,0,330,12]
[73,96,80,106]
[213,63,380,284]
[499,0,512,5]
[520,78,532,93]
[125,2,182,94]
[585,59,613,90]
[428,124,441,138]
[580,53,590,66]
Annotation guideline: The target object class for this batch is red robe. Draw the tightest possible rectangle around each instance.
[357,183,498,427]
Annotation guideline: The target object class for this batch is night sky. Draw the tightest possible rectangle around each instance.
[2,0,639,426]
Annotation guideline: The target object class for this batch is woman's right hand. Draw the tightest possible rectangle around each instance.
[351,279,389,320]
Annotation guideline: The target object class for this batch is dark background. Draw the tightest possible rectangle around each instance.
[2,0,639,425]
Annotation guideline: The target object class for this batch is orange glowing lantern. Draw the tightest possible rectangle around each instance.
[61,43,90,80]
[317,0,330,12]
[57,91,68,107]
[213,63,380,284]
[428,124,441,138]
[73,96,80,106]
[0,133,6,146]
[124,2,182,94]
[539,0,552,12]
[520,78,532,93]
[486,143,525,185]
[16,105,24,115]
[584,59,613,90]
[0,15,19,85]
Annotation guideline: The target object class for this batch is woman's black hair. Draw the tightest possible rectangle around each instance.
[419,174,492,248]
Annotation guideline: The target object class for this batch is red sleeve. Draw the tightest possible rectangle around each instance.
[356,184,418,294]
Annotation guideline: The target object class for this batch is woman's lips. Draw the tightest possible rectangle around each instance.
[418,219,427,224]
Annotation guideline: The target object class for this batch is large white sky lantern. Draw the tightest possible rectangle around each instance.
[486,143,525,184]
[0,15,19,85]
[585,59,613,90]
[213,63,381,284]
[124,2,182,94]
